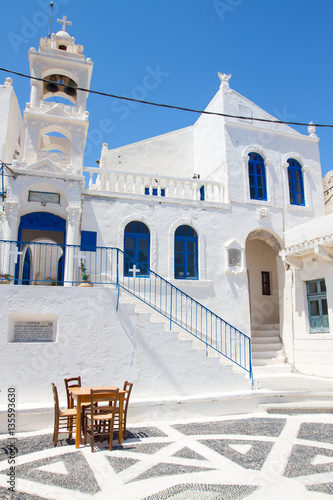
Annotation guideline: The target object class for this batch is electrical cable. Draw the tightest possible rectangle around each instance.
[1,66,333,129]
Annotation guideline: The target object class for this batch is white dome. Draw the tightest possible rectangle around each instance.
[56,30,70,38]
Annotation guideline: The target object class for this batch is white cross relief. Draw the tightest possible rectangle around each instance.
[57,15,72,32]
[129,265,140,278]
[10,248,23,264]
[74,252,86,267]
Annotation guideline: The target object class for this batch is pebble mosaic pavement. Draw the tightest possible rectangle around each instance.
[0,414,333,499]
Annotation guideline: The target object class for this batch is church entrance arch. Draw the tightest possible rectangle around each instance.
[15,212,66,285]
[245,230,281,326]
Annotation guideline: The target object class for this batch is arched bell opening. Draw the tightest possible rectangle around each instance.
[43,73,78,105]
[38,129,71,168]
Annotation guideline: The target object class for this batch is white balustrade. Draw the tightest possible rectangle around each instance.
[83,168,226,204]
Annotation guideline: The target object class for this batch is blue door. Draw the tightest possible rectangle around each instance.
[124,222,150,277]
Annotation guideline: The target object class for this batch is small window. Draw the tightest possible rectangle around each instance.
[261,271,270,295]
[307,279,329,332]
[287,158,305,206]
[248,152,267,201]
[81,231,97,252]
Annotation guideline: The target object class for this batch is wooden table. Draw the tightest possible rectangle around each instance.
[70,386,125,449]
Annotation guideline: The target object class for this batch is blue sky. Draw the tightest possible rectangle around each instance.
[2,0,333,177]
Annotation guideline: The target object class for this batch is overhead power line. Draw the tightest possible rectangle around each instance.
[1,66,333,129]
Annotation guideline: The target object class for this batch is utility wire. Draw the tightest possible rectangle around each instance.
[1,66,333,129]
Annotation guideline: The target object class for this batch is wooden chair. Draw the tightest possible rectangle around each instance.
[64,376,82,409]
[84,388,119,452]
[114,381,133,440]
[52,383,77,447]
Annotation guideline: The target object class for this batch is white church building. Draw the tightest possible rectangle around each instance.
[0,17,332,422]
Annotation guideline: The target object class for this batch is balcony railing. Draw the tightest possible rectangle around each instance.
[83,168,227,205]
[0,239,252,381]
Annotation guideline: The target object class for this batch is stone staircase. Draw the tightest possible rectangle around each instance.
[119,290,252,391]
[251,323,292,375]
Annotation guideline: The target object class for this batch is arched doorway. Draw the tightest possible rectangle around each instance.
[15,213,66,285]
[245,230,281,326]
[245,230,287,371]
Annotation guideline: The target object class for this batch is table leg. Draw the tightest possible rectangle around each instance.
[75,398,82,448]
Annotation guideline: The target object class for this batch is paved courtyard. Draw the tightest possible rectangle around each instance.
[0,413,333,499]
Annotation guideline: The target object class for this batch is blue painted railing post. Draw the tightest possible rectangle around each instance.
[116,249,120,311]
[170,286,173,330]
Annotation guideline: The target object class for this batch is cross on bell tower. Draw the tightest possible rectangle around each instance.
[57,15,72,32]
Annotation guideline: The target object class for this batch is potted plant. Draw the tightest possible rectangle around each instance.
[0,273,14,284]
[79,259,93,287]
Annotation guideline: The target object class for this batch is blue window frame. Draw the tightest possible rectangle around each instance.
[248,152,267,201]
[124,221,150,277]
[174,225,198,279]
[287,158,305,206]
[307,279,329,333]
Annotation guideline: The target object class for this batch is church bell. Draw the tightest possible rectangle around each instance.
[64,79,77,97]
[45,75,59,93]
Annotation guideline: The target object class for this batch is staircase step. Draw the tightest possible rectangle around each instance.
[252,323,279,330]
[251,330,280,337]
[252,343,282,351]
[253,364,292,375]
[253,357,286,366]
[252,336,281,344]
[259,402,333,415]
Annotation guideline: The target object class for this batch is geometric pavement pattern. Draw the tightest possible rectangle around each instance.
[0,415,333,499]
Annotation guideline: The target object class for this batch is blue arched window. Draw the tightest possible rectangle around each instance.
[287,158,305,206]
[174,225,198,279]
[124,221,150,277]
[248,152,267,201]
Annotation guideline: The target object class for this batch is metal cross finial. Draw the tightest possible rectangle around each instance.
[57,15,72,32]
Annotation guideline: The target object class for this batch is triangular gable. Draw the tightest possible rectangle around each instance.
[28,157,64,174]
[199,83,303,137]
[43,104,71,118]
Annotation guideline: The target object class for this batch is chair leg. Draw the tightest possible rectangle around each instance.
[53,418,59,447]
[123,414,127,440]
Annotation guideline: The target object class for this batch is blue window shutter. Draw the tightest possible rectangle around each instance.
[248,153,267,201]
[287,158,305,206]
[174,225,198,279]
[81,231,97,252]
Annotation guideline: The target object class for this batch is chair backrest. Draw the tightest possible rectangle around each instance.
[89,389,119,416]
[123,381,133,409]
[64,377,81,408]
[52,383,60,417]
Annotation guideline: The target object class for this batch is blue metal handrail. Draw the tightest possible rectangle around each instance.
[116,248,253,381]
[0,239,252,381]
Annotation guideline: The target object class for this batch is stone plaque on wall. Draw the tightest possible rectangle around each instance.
[228,248,241,267]
[13,320,54,343]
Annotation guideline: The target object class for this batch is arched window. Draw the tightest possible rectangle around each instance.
[124,222,150,277]
[174,225,198,279]
[287,158,305,206]
[248,152,267,201]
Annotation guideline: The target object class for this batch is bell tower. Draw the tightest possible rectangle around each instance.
[22,15,93,174]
